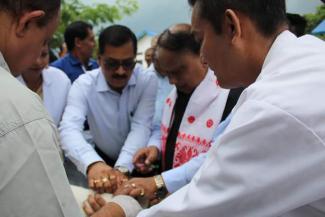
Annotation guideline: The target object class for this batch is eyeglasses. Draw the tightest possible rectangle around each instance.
[103,58,136,71]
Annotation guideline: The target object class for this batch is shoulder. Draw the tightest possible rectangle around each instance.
[43,66,70,84]
[0,69,52,135]
[51,55,68,68]
[133,64,158,85]
[72,68,100,88]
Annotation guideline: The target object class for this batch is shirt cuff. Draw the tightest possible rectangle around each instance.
[80,151,104,175]
[115,154,135,173]
[161,166,188,193]
[111,195,142,217]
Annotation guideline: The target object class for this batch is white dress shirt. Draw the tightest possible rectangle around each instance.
[60,66,157,175]
[111,31,325,217]
[17,66,71,126]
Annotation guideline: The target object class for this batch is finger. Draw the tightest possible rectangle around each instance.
[129,188,142,198]
[87,194,101,212]
[101,175,113,193]
[95,194,107,207]
[108,174,118,193]
[83,201,95,216]
[88,178,94,189]
[133,149,147,164]
[95,181,104,193]
[145,150,157,165]
[114,185,133,196]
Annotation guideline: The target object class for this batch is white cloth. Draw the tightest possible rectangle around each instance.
[134,31,325,217]
[71,185,144,217]
[17,66,71,126]
[0,52,82,216]
[159,69,229,168]
[60,67,157,174]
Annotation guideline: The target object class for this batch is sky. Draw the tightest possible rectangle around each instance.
[85,0,323,35]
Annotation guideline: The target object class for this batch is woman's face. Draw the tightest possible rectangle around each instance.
[22,44,50,76]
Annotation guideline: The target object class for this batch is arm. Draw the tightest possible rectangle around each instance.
[59,76,103,175]
[161,115,232,193]
[161,152,207,193]
[137,100,325,217]
[115,74,158,172]
[146,118,162,151]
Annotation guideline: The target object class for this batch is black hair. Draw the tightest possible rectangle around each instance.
[157,28,201,55]
[188,0,287,37]
[98,25,137,55]
[64,21,93,52]
[286,13,307,37]
[0,0,61,27]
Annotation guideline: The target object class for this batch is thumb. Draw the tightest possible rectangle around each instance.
[145,149,157,165]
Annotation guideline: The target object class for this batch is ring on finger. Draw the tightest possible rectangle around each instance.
[140,188,145,197]
[109,175,116,180]
[102,177,109,183]
[93,179,101,184]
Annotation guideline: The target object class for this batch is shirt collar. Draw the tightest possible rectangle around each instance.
[0,52,11,73]
[67,52,96,68]
[67,53,82,66]
[96,67,137,93]
[258,30,295,81]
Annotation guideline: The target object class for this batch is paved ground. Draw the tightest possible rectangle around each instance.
[64,158,88,188]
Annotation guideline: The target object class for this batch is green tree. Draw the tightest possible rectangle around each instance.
[52,0,138,49]
[305,4,325,39]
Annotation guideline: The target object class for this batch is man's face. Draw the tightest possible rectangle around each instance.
[5,11,60,75]
[157,46,204,94]
[99,41,136,93]
[191,5,242,89]
[78,28,96,60]
[145,48,154,66]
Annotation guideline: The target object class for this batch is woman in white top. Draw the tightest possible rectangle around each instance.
[17,44,71,126]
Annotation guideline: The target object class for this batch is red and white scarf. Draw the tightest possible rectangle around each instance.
[161,70,230,169]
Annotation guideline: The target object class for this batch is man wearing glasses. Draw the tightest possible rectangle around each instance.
[60,25,158,194]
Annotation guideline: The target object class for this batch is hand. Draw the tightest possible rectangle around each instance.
[133,146,159,174]
[83,194,125,217]
[114,177,157,201]
[87,162,128,193]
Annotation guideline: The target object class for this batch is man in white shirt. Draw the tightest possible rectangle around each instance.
[60,25,157,194]
[17,43,71,127]
[83,0,325,217]
[0,1,81,216]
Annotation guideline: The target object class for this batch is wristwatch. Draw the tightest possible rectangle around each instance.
[114,166,130,175]
[154,175,168,199]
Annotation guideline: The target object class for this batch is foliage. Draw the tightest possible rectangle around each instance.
[305,4,325,39]
[51,0,138,48]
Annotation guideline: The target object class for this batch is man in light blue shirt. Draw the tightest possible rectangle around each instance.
[60,25,157,194]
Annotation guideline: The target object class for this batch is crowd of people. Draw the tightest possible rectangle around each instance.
[1,0,325,217]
